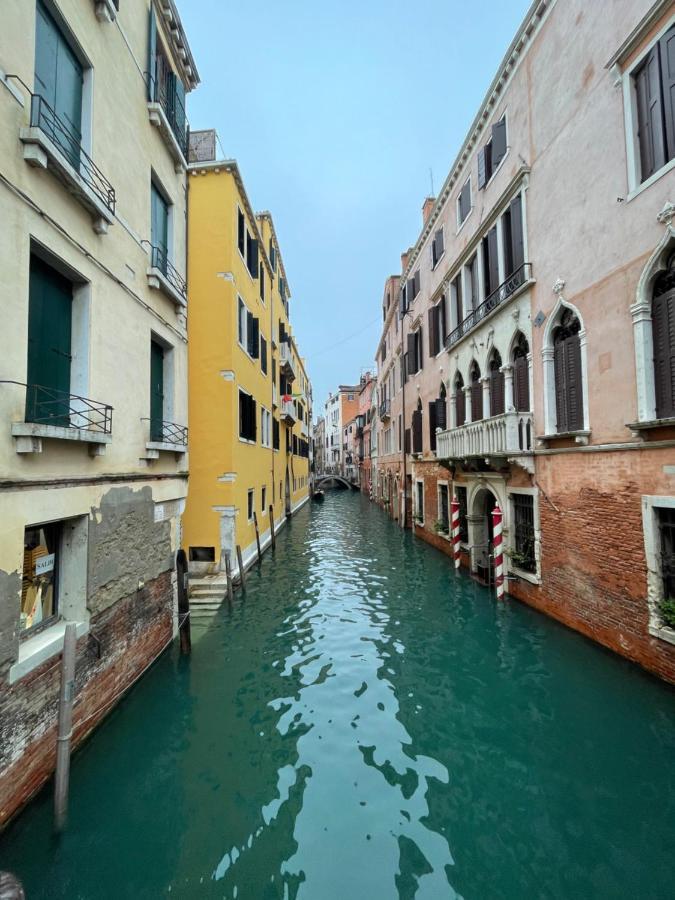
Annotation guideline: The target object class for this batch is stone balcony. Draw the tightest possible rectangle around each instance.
[436,411,534,472]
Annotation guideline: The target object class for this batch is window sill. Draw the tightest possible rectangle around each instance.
[648,623,675,647]
[238,436,257,446]
[10,619,89,685]
[626,157,675,202]
[482,148,510,192]
[143,441,187,460]
[456,206,474,236]
[94,0,118,22]
[536,430,591,448]
[627,416,675,437]
[509,565,541,585]
[431,250,446,271]
[19,127,115,234]
[147,267,187,310]
[147,102,187,173]
[12,422,110,456]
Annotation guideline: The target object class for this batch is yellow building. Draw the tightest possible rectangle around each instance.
[183,143,312,577]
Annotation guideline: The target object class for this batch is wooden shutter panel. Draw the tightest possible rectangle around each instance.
[428,307,438,357]
[492,117,507,168]
[635,48,666,181]
[653,288,675,418]
[428,402,437,451]
[439,295,447,346]
[249,238,259,278]
[251,398,257,441]
[554,340,568,432]
[477,147,487,189]
[487,226,499,296]
[414,271,421,296]
[514,355,529,411]
[238,211,245,256]
[260,264,265,299]
[456,386,466,427]
[435,397,447,430]
[510,194,524,272]
[660,26,675,159]
[564,335,583,431]
[407,333,416,373]
[436,228,444,258]
[412,409,423,453]
[490,366,505,416]
[407,277,415,301]
[417,326,423,370]
[400,284,407,316]
[147,6,157,101]
[471,378,483,421]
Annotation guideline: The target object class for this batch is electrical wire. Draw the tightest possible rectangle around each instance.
[305,314,382,359]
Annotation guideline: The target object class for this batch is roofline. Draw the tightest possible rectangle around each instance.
[256,211,291,300]
[157,0,200,90]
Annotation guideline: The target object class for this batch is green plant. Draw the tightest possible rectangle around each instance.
[434,520,449,535]
[659,598,675,629]
[505,547,532,568]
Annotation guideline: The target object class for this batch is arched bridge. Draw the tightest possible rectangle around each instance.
[315,475,358,491]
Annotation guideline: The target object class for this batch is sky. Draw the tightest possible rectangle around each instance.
[181,0,532,417]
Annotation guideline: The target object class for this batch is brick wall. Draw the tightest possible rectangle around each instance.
[0,570,173,827]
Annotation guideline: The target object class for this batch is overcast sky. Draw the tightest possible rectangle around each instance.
[182,0,531,417]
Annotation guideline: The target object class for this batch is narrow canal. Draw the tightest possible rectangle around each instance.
[3,492,675,899]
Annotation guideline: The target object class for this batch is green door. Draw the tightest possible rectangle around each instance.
[150,341,165,441]
[35,1,83,170]
[151,184,169,274]
[26,257,72,426]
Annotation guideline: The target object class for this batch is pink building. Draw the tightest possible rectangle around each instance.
[376,0,675,682]
[356,373,375,494]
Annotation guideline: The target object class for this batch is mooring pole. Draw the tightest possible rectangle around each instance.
[54,622,76,833]
[236,544,246,589]
[253,512,262,564]
[492,504,505,601]
[224,553,234,604]
[268,505,276,550]
[176,549,191,655]
[451,495,461,571]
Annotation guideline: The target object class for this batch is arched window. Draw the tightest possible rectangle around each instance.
[513,333,530,411]
[470,361,482,422]
[553,310,583,432]
[411,397,423,454]
[653,254,675,419]
[455,373,466,427]
[429,383,447,452]
[489,350,504,416]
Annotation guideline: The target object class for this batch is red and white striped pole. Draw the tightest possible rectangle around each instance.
[451,495,461,570]
[492,503,504,601]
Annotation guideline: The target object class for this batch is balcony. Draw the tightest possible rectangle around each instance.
[15,85,116,235]
[144,242,188,310]
[143,418,188,459]
[147,78,189,172]
[279,342,297,382]
[281,397,296,424]
[5,381,113,456]
[436,411,534,472]
[379,399,391,421]
[446,263,533,350]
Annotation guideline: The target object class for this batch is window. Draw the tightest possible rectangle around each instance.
[411,401,423,454]
[457,179,471,226]
[262,486,267,513]
[150,180,170,274]
[260,407,271,447]
[239,390,257,442]
[553,310,583,432]
[513,333,530,412]
[269,240,277,272]
[237,298,259,359]
[456,486,468,542]
[21,521,61,632]
[478,114,507,189]
[470,361,482,422]
[247,489,254,522]
[633,25,675,184]
[150,339,166,440]
[658,507,675,605]
[489,351,504,416]
[482,225,499,298]
[501,194,525,278]
[415,480,424,522]
[407,328,423,375]
[260,335,268,375]
[450,273,463,331]
[260,263,265,301]
[237,207,259,278]
[652,254,675,419]
[438,483,449,532]
[147,7,187,156]
[427,297,446,357]
[432,227,445,267]
[511,494,536,573]
[454,373,466,427]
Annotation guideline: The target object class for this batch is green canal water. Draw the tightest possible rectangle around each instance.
[2,491,675,899]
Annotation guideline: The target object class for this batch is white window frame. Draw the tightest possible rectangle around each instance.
[431,224,446,270]
[260,406,271,448]
[642,494,675,646]
[247,488,254,522]
[437,479,450,538]
[236,204,254,280]
[506,486,541,584]
[261,485,267,514]
[541,295,590,439]
[456,179,473,233]
[482,112,509,192]
[415,478,425,525]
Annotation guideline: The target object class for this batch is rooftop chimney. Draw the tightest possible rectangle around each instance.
[422,196,436,226]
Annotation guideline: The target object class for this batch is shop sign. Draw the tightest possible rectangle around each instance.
[35,553,55,575]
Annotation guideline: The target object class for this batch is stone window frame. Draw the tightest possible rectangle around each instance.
[414,478,425,526]
[506,486,542,585]
[642,493,675,647]
[436,479,450,539]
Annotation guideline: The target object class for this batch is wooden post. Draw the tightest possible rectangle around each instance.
[236,544,246,589]
[269,505,276,550]
[54,622,76,833]
[176,549,191,655]
[253,512,262,563]
[224,553,234,604]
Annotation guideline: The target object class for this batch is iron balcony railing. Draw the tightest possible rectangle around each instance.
[379,399,391,420]
[446,263,533,349]
[143,242,188,301]
[150,76,189,160]
[14,79,116,215]
[1,381,113,433]
[145,418,188,445]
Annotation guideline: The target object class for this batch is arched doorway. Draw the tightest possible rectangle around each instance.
[285,468,291,516]
[470,486,497,583]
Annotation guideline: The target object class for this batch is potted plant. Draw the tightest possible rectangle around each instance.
[434,519,449,535]
[659,597,675,630]
[505,547,532,569]
[414,513,424,526]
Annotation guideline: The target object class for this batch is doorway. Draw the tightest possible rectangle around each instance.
[471,487,496,584]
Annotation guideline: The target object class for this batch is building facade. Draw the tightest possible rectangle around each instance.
[0,0,198,824]
[313,416,325,477]
[323,385,359,475]
[380,0,675,683]
[356,373,375,494]
[182,149,311,579]
[374,275,404,522]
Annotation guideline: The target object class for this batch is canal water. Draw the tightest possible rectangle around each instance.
[2,492,675,899]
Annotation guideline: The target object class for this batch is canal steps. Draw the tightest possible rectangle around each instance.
[188,574,230,614]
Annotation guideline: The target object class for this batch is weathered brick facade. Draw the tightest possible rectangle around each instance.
[0,570,173,827]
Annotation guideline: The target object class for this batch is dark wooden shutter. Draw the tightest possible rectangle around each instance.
[564,335,583,431]
[459,180,471,220]
[435,397,447,430]
[417,327,423,370]
[147,6,157,100]
[436,228,444,259]
[399,283,407,316]
[260,264,265,299]
[260,335,268,374]
[439,295,447,345]
[415,271,421,296]
[488,227,499,296]
[407,333,416,373]
[247,237,259,278]
[514,355,529,411]
[238,211,245,256]
[453,275,463,326]
[428,402,437,451]
[653,287,675,418]
[412,409,423,453]
[661,25,675,159]
[490,364,505,416]
[456,385,466,427]
[407,277,414,302]
[471,372,483,421]
[554,340,568,432]
[510,194,524,273]
[251,397,257,441]
[635,47,666,181]
[404,428,411,454]
[428,307,438,357]
[477,147,487,189]
[492,117,507,168]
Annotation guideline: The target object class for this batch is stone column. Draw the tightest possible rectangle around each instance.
[464,385,473,424]
[450,391,457,430]
[501,363,514,411]
[481,376,491,420]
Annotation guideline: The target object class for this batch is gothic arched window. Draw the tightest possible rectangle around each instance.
[553,310,583,432]
[455,373,465,427]
[653,254,675,419]
[470,361,483,422]
[489,350,504,416]
[513,333,530,412]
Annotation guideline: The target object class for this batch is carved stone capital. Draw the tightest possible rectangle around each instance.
[657,201,675,226]
[552,278,565,295]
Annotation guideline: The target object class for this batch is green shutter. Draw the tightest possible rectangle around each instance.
[150,340,165,441]
[147,6,157,101]
[151,183,169,270]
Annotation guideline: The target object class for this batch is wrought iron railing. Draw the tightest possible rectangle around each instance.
[150,76,189,159]
[143,241,188,301]
[446,263,532,349]
[8,78,116,215]
[1,381,113,433]
[379,399,391,420]
[144,418,188,445]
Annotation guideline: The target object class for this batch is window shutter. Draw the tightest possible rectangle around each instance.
[417,327,423,370]
[510,194,524,272]
[414,271,421,296]
[260,264,265,299]
[238,211,245,256]
[428,307,438,357]
[411,409,423,453]
[404,428,411,454]
[477,147,487,190]
[492,117,507,168]
[251,398,257,441]
[147,7,157,101]
[428,401,437,451]
[249,238,259,278]
[635,48,666,181]
[435,397,447,430]
[399,284,407,316]
[439,295,447,346]
[554,340,568,432]
[490,365,505,416]
[453,275,463,326]
[487,226,499,296]
[407,333,416,373]
[459,180,471,221]
[407,276,414,302]
[456,385,466,427]
[653,287,675,418]
[514,355,529,412]
[173,74,186,149]
[564,334,583,431]
[660,26,675,160]
[471,370,483,422]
